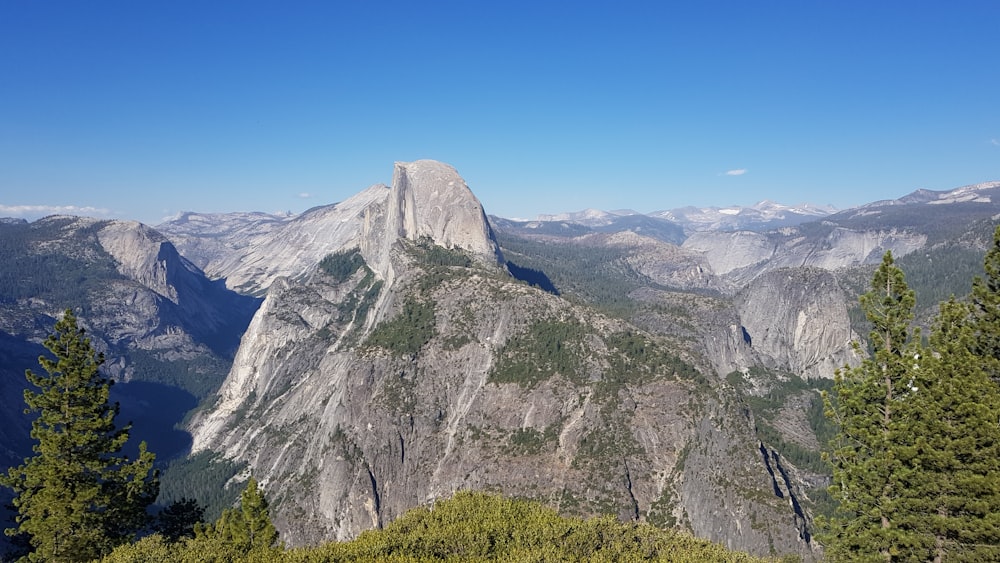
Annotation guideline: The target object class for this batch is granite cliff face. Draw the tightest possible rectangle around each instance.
[158,160,502,295]
[188,162,818,559]
[681,227,927,284]
[0,216,259,470]
[190,250,817,558]
[735,268,859,380]
[360,160,504,279]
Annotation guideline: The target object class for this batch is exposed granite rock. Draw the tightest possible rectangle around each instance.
[361,160,504,278]
[157,160,503,295]
[683,227,927,284]
[735,268,860,380]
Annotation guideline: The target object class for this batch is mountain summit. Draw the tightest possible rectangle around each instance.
[361,160,504,278]
[158,160,502,295]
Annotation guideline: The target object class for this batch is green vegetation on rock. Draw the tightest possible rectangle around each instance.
[489,318,587,387]
[319,249,367,283]
[103,491,779,562]
[366,297,437,356]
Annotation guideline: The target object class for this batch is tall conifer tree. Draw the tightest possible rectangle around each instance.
[823,252,919,561]
[196,477,279,553]
[899,298,1000,561]
[0,310,158,562]
[969,225,1000,382]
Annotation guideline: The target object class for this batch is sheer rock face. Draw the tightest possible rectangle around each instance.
[184,161,821,558]
[157,160,503,295]
[93,220,261,357]
[0,216,258,474]
[189,261,817,559]
[361,160,504,278]
[203,185,391,295]
[735,268,860,380]
[682,227,927,283]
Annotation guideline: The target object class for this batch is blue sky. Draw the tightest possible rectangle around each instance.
[2,1,998,224]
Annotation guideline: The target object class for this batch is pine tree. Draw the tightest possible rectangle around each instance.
[197,477,278,553]
[822,252,920,561]
[898,297,1000,562]
[233,477,278,550]
[155,497,204,542]
[969,225,1000,382]
[0,310,158,562]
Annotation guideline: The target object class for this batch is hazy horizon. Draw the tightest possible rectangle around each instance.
[3,2,998,225]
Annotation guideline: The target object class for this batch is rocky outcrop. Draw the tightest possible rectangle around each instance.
[683,227,927,285]
[201,185,390,295]
[189,254,816,558]
[0,216,259,477]
[157,160,503,295]
[361,160,504,278]
[187,159,818,557]
[735,268,860,380]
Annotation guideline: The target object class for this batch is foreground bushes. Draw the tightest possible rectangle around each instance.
[103,491,779,562]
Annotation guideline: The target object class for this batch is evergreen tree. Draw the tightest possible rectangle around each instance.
[0,310,158,562]
[822,252,920,561]
[969,225,1000,382]
[197,477,278,552]
[899,298,1000,562]
[155,497,204,542]
[235,477,278,550]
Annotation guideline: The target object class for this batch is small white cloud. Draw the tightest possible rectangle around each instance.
[991,138,999,147]
[298,192,313,199]
[724,169,748,176]
[0,204,112,218]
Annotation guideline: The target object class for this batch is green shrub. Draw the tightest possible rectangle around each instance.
[366,298,436,356]
[319,249,367,283]
[489,318,587,388]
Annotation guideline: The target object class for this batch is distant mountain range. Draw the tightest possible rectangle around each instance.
[530,200,836,234]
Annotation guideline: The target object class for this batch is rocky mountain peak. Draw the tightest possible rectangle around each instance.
[361,160,503,277]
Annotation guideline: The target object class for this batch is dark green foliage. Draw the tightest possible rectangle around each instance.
[727,368,834,475]
[822,252,919,561]
[823,248,1000,560]
[497,232,651,317]
[366,298,436,356]
[103,479,279,562]
[969,225,1000,382]
[505,427,556,455]
[157,451,246,523]
[505,260,558,294]
[0,219,117,306]
[319,249,367,283]
[0,310,159,562]
[156,498,204,542]
[420,244,473,268]
[489,318,587,387]
[125,348,231,399]
[322,265,382,347]
[572,423,640,473]
[194,477,279,556]
[895,244,983,316]
[604,330,701,388]
[895,297,1000,561]
[403,237,478,294]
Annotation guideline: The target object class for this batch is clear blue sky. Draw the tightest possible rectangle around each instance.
[2,1,998,224]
